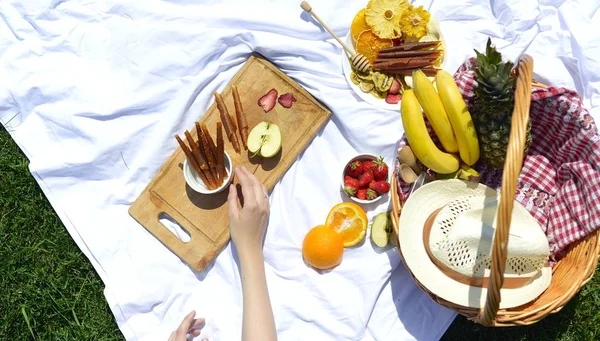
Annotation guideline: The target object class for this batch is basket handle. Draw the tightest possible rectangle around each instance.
[477,55,534,326]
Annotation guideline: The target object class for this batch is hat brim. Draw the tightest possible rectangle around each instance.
[397,179,551,309]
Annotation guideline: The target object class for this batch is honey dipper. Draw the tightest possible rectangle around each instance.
[301,1,371,73]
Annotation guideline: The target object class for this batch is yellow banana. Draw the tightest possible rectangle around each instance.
[435,70,480,165]
[412,69,459,153]
[401,89,460,174]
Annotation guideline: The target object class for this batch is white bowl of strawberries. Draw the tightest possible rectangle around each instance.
[342,154,391,204]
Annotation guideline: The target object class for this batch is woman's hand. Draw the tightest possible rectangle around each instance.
[168,310,206,341]
[227,167,270,256]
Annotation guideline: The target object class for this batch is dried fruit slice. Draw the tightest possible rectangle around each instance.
[355,30,393,64]
[389,78,401,95]
[398,4,431,41]
[325,202,368,247]
[385,93,402,104]
[258,89,278,112]
[278,93,297,108]
[351,9,370,47]
[365,0,409,39]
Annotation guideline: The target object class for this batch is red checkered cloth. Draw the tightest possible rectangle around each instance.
[395,58,600,263]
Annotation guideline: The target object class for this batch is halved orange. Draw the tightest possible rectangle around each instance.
[325,202,368,247]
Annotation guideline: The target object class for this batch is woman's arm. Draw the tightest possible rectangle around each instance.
[228,167,277,341]
[238,246,277,341]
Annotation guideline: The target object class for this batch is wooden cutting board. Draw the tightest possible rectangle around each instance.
[129,54,331,271]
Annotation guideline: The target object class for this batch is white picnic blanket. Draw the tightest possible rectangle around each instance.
[1,0,598,340]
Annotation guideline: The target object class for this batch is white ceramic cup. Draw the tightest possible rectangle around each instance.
[183,151,233,194]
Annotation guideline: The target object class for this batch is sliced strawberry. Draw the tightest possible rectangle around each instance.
[278,93,297,108]
[385,93,402,104]
[258,89,278,112]
[389,79,401,95]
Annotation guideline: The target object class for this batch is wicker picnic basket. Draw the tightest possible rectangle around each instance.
[390,55,600,327]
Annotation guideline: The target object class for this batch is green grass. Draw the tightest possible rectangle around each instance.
[0,127,124,340]
[1,126,599,340]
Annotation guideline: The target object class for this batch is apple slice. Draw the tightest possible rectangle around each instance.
[247,122,282,158]
[370,212,390,247]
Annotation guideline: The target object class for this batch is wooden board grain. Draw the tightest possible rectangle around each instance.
[129,55,331,271]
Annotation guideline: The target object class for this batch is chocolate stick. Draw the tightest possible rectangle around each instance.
[216,122,225,181]
[198,122,217,159]
[185,130,217,189]
[232,85,249,149]
[214,92,241,153]
[175,134,213,189]
[373,57,439,69]
[198,126,219,184]
[378,41,440,53]
[377,49,441,59]
[194,144,218,188]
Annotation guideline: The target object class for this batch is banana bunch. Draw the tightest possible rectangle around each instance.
[400,69,479,174]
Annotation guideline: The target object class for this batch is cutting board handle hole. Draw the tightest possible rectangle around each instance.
[159,213,191,243]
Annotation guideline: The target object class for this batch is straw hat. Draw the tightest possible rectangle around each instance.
[398,179,551,309]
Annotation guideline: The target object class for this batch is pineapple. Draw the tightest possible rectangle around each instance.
[365,0,409,39]
[471,38,531,169]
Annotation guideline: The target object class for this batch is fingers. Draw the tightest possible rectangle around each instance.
[240,167,267,205]
[227,184,239,220]
[190,317,205,329]
[236,167,258,207]
[175,310,197,337]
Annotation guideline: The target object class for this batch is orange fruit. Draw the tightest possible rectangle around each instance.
[302,225,344,270]
[325,202,368,247]
[355,30,393,64]
[351,9,370,47]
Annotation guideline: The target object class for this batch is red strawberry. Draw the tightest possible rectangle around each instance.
[373,156,389,181]
[356,188,367,200]
[278,93,297,108]
[344,176,359,187]
[358,171,374,188]
[343,176,360,196]
[258,88,278,112]
[366,189,378,200]
[369,180,390,194]
[346,160,364,178]
[385,93,402,104]
[389,79,401,95]
[362,160,376,173]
